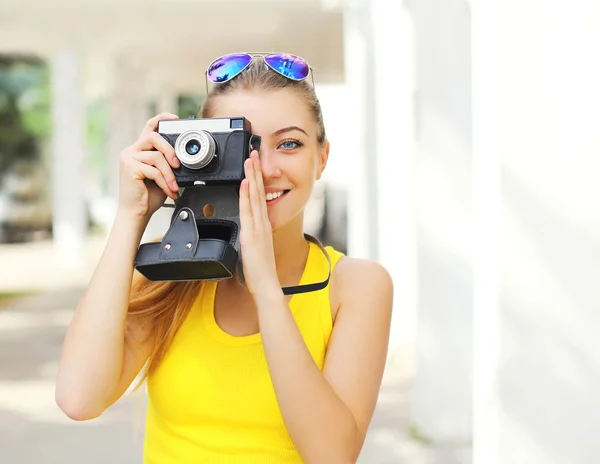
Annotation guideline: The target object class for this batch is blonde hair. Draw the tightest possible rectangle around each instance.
[127,57,327,385]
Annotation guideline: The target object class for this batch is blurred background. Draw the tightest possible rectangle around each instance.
[0,0,599,463]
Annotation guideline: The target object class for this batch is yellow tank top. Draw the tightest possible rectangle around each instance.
[143,242,345,463]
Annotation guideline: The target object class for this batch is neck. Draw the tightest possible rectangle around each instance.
[271,212,310,287]
[226,212,310,293]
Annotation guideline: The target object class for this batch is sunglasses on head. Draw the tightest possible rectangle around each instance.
[205,52,314,93]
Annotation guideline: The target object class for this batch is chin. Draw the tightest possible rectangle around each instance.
[267,214,288,232]
[266,206,296,231]
[266,191,307,232]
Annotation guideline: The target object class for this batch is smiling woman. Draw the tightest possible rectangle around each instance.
[55,53,393,464]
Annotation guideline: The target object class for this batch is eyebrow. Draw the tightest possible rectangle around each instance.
[272,126,308,137]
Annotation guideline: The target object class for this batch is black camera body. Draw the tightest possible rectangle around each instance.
[134,115,260,283]
[158,116,261,187]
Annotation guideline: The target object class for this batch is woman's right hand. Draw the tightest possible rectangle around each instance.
[117,113,182,219]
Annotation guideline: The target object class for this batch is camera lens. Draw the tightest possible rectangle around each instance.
[174,130,216,170]
[185,140,201,156]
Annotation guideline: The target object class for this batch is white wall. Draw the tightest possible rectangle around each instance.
[478,1,600,462]
[409,0,473,446]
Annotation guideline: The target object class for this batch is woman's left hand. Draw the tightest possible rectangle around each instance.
[238,150,281,298]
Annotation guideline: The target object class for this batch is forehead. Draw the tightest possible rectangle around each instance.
[209,89,314,136]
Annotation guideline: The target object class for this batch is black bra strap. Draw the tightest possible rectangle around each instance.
[281,234,332,296]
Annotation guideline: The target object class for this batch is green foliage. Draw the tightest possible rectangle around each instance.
[178,94,203,118]
[0,55,50,176]
[0,56,202,193]
[86,98,109,173]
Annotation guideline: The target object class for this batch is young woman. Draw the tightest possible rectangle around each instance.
[56,52,394,463]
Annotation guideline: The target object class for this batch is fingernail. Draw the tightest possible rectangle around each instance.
[172,180,179,191]
[173,157,180,168]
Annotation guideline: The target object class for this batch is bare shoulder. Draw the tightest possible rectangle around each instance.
[334,257,394,292]
[330,256,394,321]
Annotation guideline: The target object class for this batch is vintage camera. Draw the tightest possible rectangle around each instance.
[134,115,260,283]
[134,115,331,294]
[158,115,261,186]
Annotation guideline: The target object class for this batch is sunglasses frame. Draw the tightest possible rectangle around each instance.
[204,52,315,95]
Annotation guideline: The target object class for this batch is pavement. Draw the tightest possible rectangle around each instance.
[0,239,471,463]
[0,236,108,293]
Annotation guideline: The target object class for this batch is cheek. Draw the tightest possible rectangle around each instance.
[288,156,318,185]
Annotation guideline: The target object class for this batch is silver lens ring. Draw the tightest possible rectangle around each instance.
[174,130,216,170]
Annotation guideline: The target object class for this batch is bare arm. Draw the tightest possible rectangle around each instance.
[55,212,151,420]
[55,113,182,421]
[257,259,394,463]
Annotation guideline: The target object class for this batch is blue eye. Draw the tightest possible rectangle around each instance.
[279,139,303,150]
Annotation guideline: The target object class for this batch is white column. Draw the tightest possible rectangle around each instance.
[105,57,151,232]
[370,0,418,375]
[341,0,378,260]
[474,2,600,463]
[338,0,418,377]
[313,84,354,249]
[409,0,473,448]
[471,2,501,463]
[155,88,178,115]
[50,49,87,266]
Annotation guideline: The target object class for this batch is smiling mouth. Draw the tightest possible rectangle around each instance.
[265,190,290,203]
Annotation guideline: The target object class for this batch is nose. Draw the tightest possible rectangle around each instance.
[258,148,282,179]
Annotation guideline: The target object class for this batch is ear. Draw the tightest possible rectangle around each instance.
[316,140,330,180]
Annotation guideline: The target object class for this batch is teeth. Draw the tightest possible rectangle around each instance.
[266,191,284,201]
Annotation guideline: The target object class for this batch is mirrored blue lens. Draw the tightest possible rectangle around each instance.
[264,54,309,80]
[207,53,252,83]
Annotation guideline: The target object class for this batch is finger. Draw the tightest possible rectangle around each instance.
[239,178,253,236]
[134,151,179,192]
[135,132,180,169]
[140,113,179,137]
[136,163,178,201]
[244,158,262,228]
[251,151,267,217]
[251,151,265,198]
